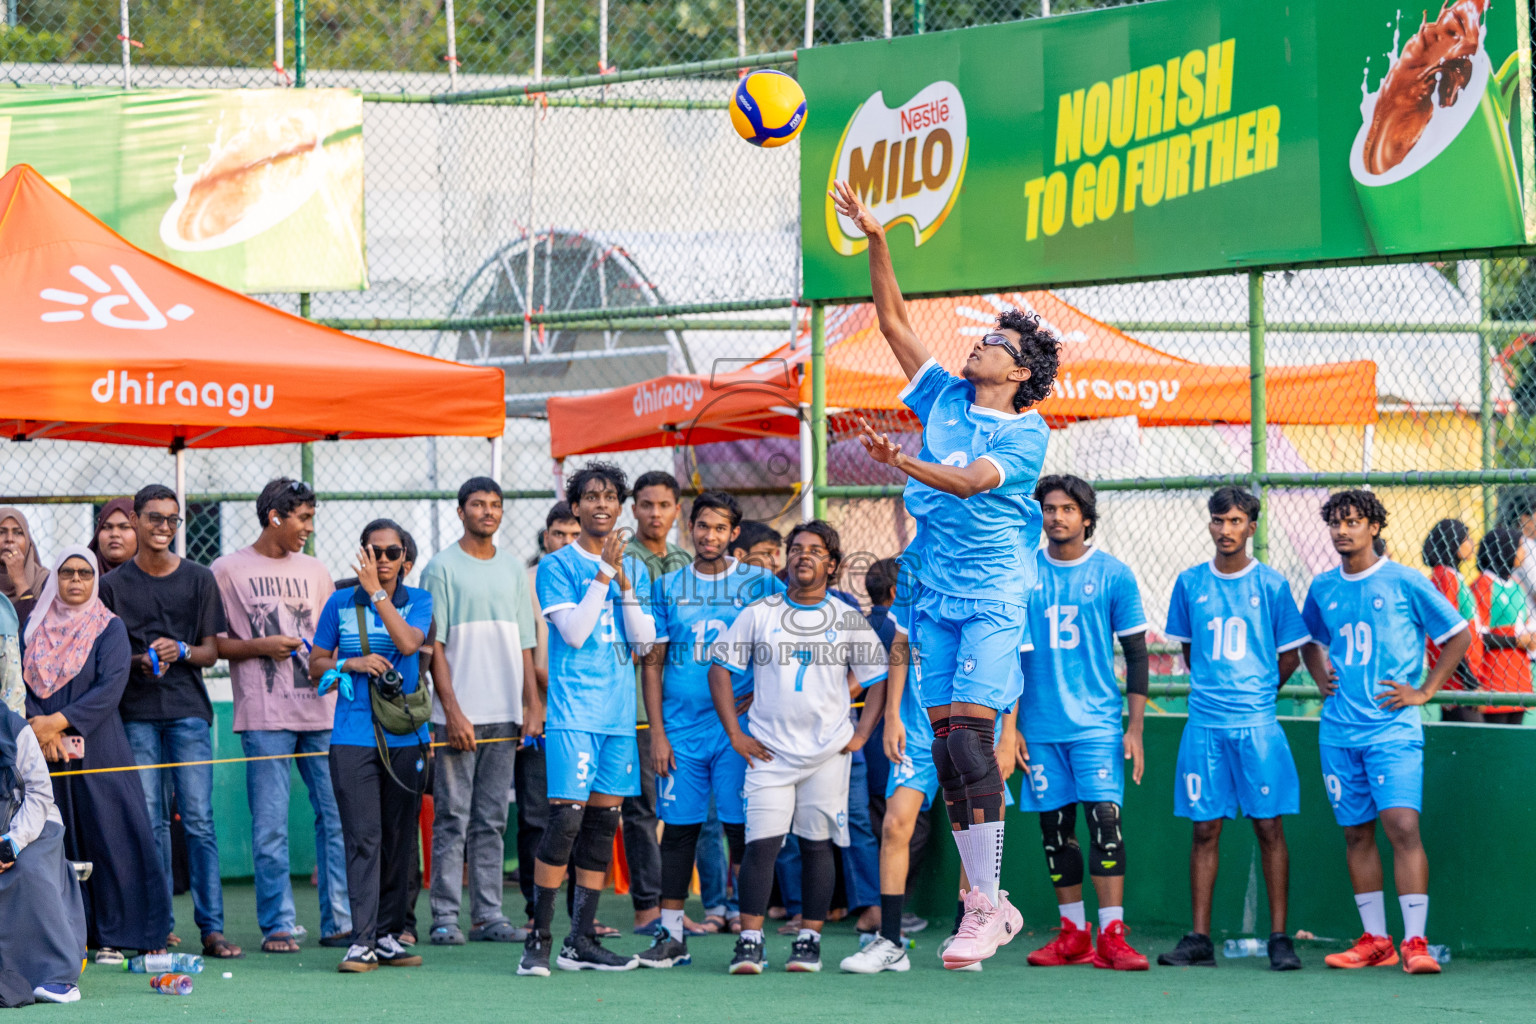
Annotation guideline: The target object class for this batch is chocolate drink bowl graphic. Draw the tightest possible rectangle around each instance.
[159,110,328,253]
[1348,0,1524,252]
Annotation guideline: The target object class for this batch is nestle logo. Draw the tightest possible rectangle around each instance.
[899,98,950,134]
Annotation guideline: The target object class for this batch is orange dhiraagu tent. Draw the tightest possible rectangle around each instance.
[0,165,504,447]
[818,292,1378,434]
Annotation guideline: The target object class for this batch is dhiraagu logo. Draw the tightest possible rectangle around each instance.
[825,81,968,256]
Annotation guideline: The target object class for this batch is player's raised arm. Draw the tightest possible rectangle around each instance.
[830,180,930,379]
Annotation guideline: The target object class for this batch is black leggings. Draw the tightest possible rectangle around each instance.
[330,743,423,947]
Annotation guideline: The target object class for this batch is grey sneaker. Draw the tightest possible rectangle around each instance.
[556,935,639,972]
[636,934,691,968]
[518,932,552,977]
[900,912,929,934]
[785,935,822,973]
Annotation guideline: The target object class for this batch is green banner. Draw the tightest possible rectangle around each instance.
[0,88,366,293]
[800,0,1533,301]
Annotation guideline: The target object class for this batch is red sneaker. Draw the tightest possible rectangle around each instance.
[1324,933,1399,969]
[1027,917,1094,966]
[1400,937,1442,975]
[1092,919,1149,971]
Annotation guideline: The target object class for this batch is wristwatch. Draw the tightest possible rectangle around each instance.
[370,589,388,604]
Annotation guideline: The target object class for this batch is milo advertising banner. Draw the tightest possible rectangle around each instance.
[800,0,1533,300]
[0,88,365,293]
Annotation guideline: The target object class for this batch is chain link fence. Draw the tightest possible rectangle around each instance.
[1,0,1535,723]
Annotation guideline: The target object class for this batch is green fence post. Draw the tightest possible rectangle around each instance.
[1480,260,1496,527]
[298,284,314,555]
[811,303,827,520]
[293,0,306,87]
[914,0,925,34]
[1249,270,1268,562]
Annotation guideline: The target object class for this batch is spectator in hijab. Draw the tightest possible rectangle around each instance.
[0,508,48,631]
[87,499,137,575]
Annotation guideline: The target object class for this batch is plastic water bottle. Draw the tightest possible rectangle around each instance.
[1427,944,1451,964]
[1222,937,1265,958]
[151,973,194,995]
[858,931,915,950]
[126,952,204,974]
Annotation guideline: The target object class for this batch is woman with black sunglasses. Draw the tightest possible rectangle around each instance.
[310,519,433,973]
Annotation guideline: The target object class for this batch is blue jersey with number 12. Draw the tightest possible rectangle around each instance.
[899,358,1050,607]
[1165,560,1311,728]
[651,559,784,744]
[1022,548,1147,743]
[1302,558,1467,748]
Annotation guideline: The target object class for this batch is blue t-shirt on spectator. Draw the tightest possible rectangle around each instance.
[313,584,434,747]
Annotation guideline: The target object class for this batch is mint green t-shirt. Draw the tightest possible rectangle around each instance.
[422,543,537,726]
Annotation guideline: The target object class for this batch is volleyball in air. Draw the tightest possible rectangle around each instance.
[730,69,807,148]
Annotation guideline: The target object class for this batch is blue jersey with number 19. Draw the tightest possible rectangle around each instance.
[1165,560,1311,729]
[651,559,784,743]
[898,358,1050,607]
[1302,558,1467,747]
[1021,548,1147,743]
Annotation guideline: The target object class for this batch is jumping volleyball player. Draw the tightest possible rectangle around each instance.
[832,180,1060,967]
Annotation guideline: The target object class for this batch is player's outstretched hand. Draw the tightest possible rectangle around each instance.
[1123,726,1145,785]
[652,731,676,776]
[730,731,773,768]
[1376,680,1430,710]
[883,717,906,763]
[830,180,884,239]
[857,417,905,469]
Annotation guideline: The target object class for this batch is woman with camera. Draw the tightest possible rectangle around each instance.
[310,520,433,974]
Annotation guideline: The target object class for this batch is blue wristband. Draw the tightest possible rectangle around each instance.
[147,648,161,676]
[177,641,189,660]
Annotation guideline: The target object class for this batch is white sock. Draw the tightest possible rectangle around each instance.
[1354,891,1387,937]
[741,928,763,944]
[1059,901,1087,929]
[797,928,820,944]
[951,820,1005,903]
[661,908,685,942]
[1399,894,1428,941]
[1098,906,1124,931]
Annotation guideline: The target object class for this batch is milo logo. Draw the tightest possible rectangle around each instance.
[826,81,969,255]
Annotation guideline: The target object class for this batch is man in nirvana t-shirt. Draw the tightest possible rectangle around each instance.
[213,477,350,952]
[100,484,239,959]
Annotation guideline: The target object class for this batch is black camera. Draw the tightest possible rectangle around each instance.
[370,668,405,700]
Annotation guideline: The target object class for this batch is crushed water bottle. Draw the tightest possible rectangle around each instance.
[151,973,194,995]
[1426,944,1451,964]
[1222,937,1265,958]
[126,952,204,974]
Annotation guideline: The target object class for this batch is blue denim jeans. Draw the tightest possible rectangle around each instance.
[241,729,351,941]
[125,717,224,938]
[696,803,737,917]
[841,757,881,911]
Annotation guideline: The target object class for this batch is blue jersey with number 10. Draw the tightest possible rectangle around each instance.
[1302,558,1467,748]
[1165,560,1311,729]
[899,359,1050,607]
[651,559,784,743]
[1022,548,1147,743]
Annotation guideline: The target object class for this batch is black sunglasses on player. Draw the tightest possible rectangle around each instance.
[980,331,1024,362]
[369,545,405,562]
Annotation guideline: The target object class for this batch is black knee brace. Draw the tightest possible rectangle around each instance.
[537,802,586,867]
[736,835,785,919]
[1039,806,1084,888]
[947,717,1002,816]
[1086,801,1125,878]
[659,822,703,901]
[931,720,968,829]
[572,805,623,873]
[722,821,746,865]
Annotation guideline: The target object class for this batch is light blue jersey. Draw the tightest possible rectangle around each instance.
[536,542,653,735]
[1021,548,1147,743]
[1165,560,1311,729]
[651,558,784,744]
[1302,557,1467,747]
[899,358,1050,607]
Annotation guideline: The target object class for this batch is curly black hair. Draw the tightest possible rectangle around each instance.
[1320,489,1388,528]
[996,308,1062,412]
[564,460,630,506]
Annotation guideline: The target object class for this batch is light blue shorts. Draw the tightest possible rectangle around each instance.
[1319,742,1423,827]
[1174,721,1299,821]
[911,587,1027,712]
[1018,736,1124,812]
[885,741,939,810]
[546,729,640,801]
[658,728,746,826]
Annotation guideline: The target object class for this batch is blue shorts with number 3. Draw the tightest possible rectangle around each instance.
[1173,721,1299,821]
[547,729,640,801]
[1018,736,1124,812]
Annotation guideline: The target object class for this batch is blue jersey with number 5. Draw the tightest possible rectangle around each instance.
[1021,548,1147,743]
[536,542,652,736]
[1302,558,1467,747]
[1165,560,1310,729]
[651,560,784,744]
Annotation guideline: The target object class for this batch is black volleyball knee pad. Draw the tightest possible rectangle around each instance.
[1086,801,1126,878]
[537,801,586,867]
[946,716,999,792]
[1039,806,1084,888]
[572,804,623,873]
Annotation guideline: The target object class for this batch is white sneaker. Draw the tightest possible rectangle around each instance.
[942,888,1021,969]
[938,933,983,972]
[33,984,80,1004]
[840,936,911,974]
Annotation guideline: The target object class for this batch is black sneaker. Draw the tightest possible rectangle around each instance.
[1268,932,1303,971]
[374,934,423,967]
[556,935,639,972]
[785,935,822,973]
[1157,932,1217,967]
[338,943,379,973]
[517,932,551,977]
[636,934,691,969]
[728,935,767,975]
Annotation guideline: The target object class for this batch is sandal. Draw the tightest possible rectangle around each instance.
[166,933,182,948]
[93,948,125,966]
[729,916,743,935]
[429,924,466,946]
[261,933,301,954]
[591,920,620,938]
[697,915,728,934]
[468,920,527,943]
[201,933,245,959]
[776,917,803,936]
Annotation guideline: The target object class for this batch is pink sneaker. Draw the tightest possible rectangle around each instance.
[942,888,1022,969]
